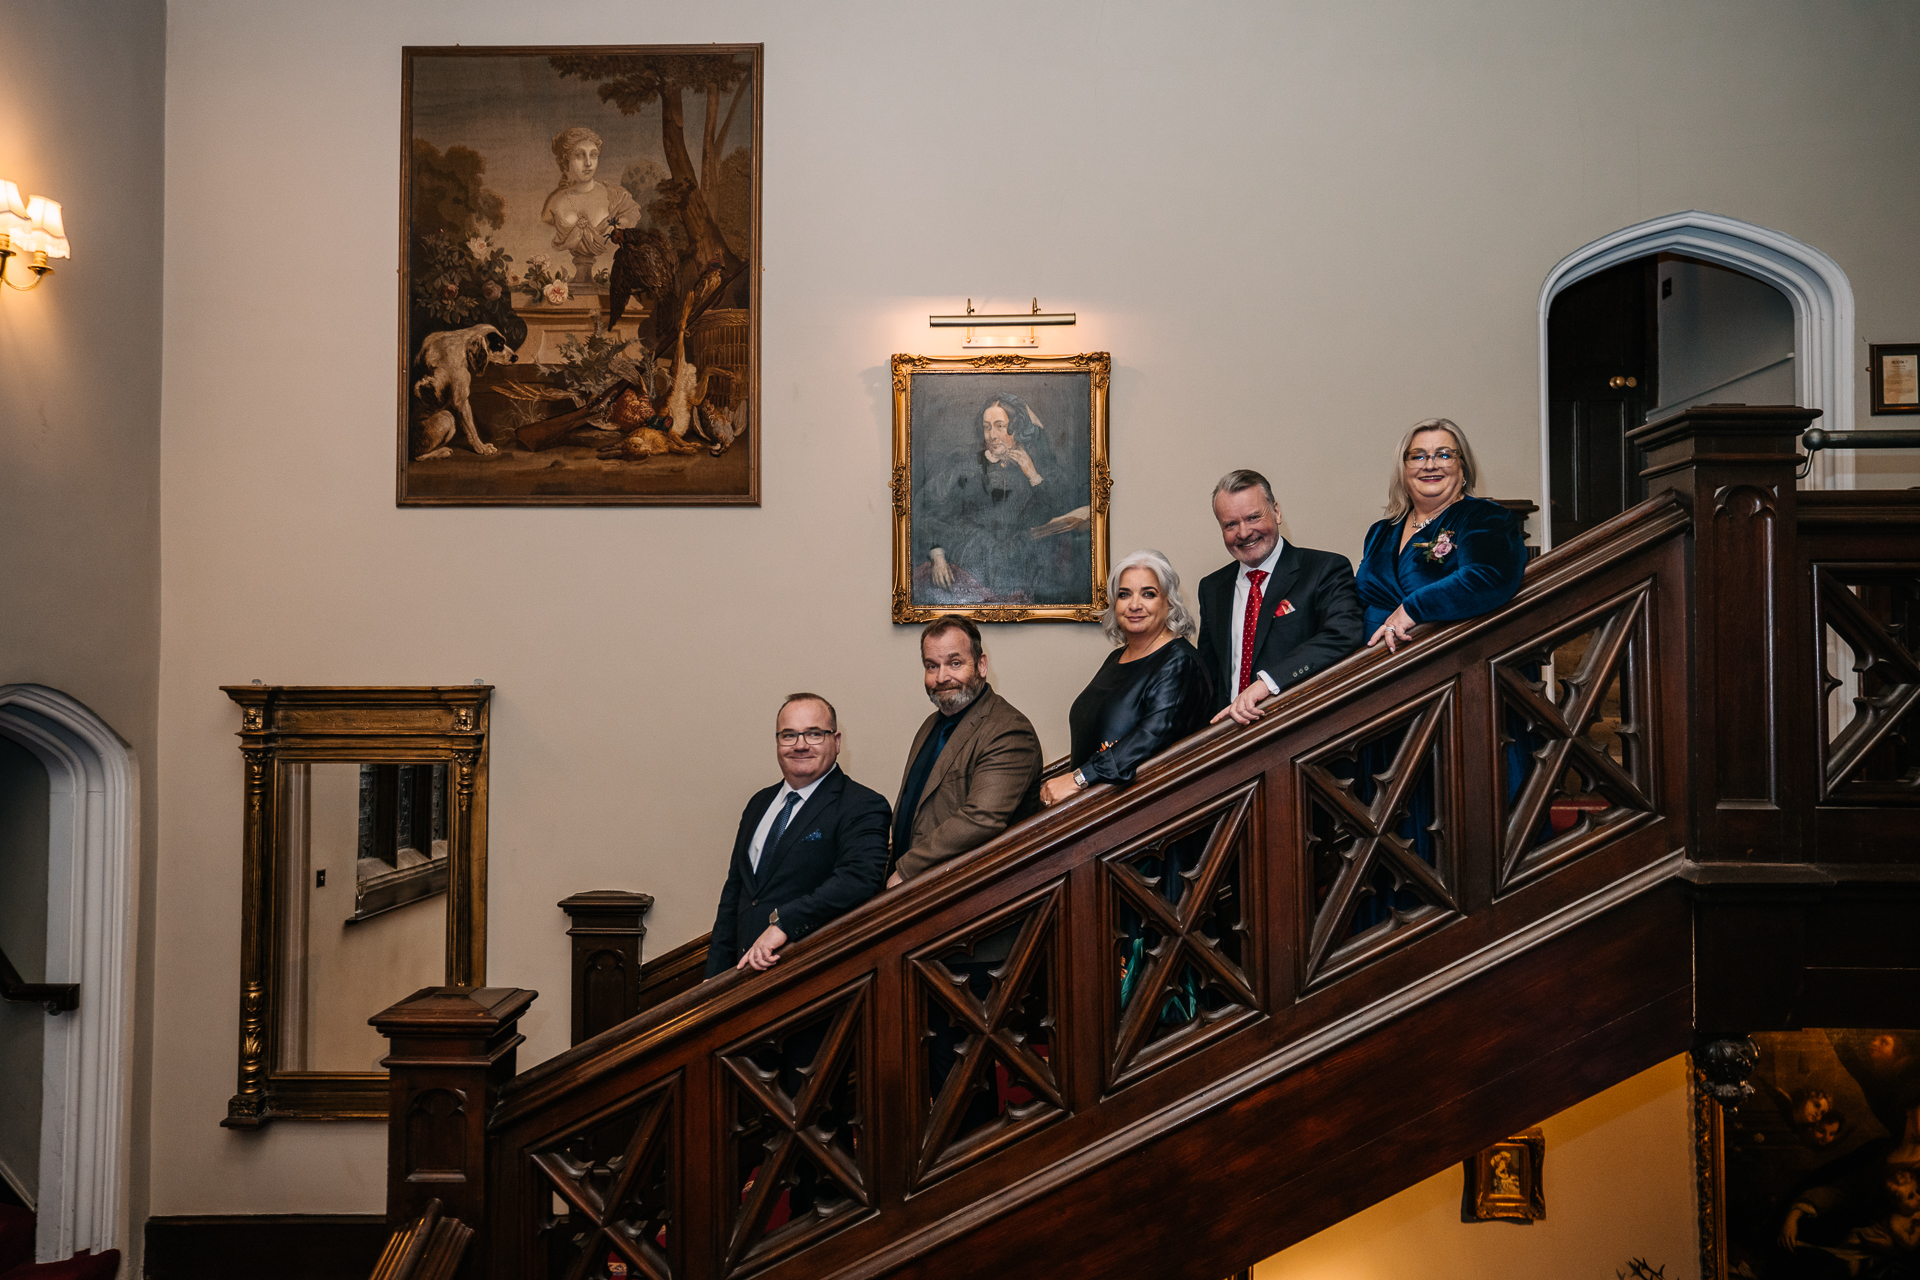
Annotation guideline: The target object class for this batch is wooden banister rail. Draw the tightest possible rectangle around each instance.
[475,484,1697,1280]
[364,406,1920,1280]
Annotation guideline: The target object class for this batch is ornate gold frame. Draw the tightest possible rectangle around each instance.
[889,352,1111,623]
[218,685,490,1128]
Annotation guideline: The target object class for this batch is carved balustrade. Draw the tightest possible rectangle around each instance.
[474,489,1695,1280]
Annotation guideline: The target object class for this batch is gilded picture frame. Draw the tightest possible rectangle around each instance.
[1462,1128,1546,1223]
[397,44,762,506]
[1692,1030,1920,1280]
[890,352,1111,623]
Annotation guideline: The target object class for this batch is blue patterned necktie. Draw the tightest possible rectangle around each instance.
[759,791,801,869]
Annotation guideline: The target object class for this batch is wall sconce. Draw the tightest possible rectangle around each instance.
[0,180,71,292]
[930,298,1075,349]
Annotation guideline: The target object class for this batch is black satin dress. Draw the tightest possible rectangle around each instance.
[1068,638,1212,786]
[1069,637,1216,1026]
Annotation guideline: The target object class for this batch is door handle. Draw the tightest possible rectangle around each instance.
[1608,376,1639,389]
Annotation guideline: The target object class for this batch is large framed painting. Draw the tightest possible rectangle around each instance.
[890,353,1111,623]
[398,45,761,506]
[1694,1029,1920,1279]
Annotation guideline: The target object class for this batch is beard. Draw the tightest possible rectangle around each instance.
[927,676,985,715]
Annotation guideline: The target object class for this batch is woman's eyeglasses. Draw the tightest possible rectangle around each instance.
[1405,449,1461,465]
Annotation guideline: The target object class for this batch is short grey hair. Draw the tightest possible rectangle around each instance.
[1211,468,1277,510]
[1100,549,1199,645]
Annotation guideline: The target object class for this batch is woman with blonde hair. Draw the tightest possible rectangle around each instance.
[1356,417,1527,653]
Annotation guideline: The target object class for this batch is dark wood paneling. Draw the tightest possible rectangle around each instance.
[144,1215,389,1280]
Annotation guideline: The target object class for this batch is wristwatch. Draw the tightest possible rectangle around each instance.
[1072,769,1088,788]
[769,908,780,925]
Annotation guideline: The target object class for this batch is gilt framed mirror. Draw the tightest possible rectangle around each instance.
[219,685,490,1128]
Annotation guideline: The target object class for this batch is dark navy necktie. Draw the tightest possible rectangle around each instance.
[759,791,801,870]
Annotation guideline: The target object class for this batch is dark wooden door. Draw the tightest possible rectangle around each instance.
[1548,258,1657,546]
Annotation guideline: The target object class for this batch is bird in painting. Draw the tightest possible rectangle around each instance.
[606,225,677,345]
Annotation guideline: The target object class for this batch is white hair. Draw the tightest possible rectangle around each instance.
[1100,549,1199,645]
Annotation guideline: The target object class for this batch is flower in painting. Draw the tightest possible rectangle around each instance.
[440,281,460,301]
[481,281,501,301]
[465,236,489,261]
[508,273,521,286]
[527,253,549,269]
[543,280,569,305]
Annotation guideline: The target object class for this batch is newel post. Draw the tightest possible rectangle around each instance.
[372,985,537,1243]
[1626,404,1818,863]
[557,890,654,1045]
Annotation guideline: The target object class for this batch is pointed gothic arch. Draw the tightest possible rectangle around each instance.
[1538,211,1858,542]
[0,684,137,1264]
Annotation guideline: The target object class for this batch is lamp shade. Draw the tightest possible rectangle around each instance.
[0,180,29,236]
[21,196,69,258]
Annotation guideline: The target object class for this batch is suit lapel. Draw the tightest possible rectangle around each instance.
[756,768,843,888]
[896,713,938,810]
[1201,565,1237,680]
[1248,543,1304,669]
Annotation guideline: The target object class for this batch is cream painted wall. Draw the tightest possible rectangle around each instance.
[0,0,166,1252]
[147,0,1920,1216]
[1259,1056,1700,1280]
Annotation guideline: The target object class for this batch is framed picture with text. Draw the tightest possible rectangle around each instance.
[1870,344,1920,416]
[890,352,1111,623]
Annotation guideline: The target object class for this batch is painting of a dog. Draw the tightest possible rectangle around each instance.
[412,325,517,460]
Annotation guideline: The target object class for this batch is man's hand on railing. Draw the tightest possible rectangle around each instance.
[1210,681,1274,727]
[737,923,788,971]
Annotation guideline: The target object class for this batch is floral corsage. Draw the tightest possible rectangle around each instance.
[1412,529,1456,566]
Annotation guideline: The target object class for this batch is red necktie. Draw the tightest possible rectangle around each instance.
[1239,568,1268,693]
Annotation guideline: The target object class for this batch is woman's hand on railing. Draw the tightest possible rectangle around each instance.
[1367,605,1417,653]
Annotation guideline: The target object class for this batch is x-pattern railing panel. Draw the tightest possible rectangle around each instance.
[529,1079,678,1280]
[1814,565,1920,797]
[906,884,1067,1185]
[1494,588,1655,890]
[1297,685,1459,985]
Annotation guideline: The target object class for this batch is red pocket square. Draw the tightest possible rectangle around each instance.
[1273,599,1295,618]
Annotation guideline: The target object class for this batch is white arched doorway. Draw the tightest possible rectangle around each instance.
[1538,211,1858,545]
[0,685,136,1264]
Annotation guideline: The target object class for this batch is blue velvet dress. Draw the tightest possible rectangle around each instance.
[1338,495,1529,934]
[1356,494,1527,635]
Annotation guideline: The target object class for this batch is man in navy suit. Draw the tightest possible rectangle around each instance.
[1198,469,1365,727]
[703,692,892,978]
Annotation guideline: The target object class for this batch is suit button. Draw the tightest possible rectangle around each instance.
[750,899,758,906]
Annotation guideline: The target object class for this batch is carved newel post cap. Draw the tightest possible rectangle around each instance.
[557,890,655,936]
[1627,403,1822,455]
[370,986,537,1042]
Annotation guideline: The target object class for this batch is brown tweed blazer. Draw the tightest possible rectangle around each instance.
[891,685,1043,881]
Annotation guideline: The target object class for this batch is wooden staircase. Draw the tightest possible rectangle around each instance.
[372,406,1920,1280]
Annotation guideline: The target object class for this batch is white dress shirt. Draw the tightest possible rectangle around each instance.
[747,765,836,871]
[1229,539,1289,697]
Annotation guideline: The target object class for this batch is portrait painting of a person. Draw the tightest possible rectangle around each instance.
[910,387,1093,608]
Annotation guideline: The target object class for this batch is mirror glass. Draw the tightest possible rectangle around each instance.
[274,762,451,1073]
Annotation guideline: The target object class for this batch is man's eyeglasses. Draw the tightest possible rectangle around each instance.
[777,729,836,746]
[1405,449,1461,465]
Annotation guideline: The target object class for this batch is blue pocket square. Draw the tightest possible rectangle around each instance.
[801,830,824,842]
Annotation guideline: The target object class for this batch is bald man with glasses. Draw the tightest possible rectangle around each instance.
[703,692,892,978]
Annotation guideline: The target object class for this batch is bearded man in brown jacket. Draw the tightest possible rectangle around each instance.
[886,615,1043,888]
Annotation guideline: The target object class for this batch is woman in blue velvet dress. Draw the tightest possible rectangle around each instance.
[1339,418,1529,935]
[1358,417,1527,652]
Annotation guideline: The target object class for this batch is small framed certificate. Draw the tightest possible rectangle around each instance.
[1869,343,1920,415]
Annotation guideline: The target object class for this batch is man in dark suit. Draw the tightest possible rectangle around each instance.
[703,692,891,978]
[1198,468,1365,727]
[885,615,1043,889]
